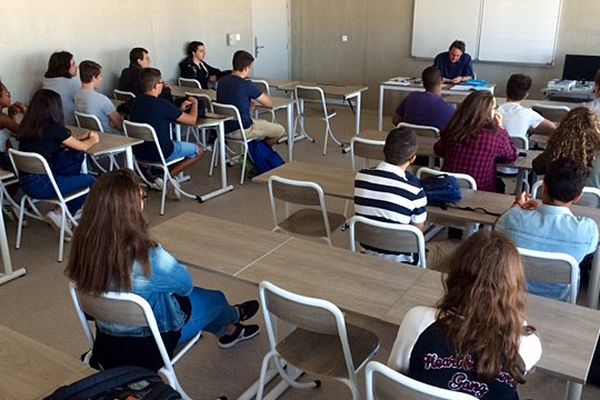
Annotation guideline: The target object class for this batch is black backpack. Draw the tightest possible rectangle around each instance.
[43,366,182,400]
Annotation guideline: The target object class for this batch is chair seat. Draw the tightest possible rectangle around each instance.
[276,324,380,378]
[278,209,346,237]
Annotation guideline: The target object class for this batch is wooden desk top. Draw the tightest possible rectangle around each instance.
[194,113,232,128]
[0,325,94,399]
[236,237,425,320]
[278,81,368,99]
[257,78,300,90]
[383,270,600,383]
[444,95,578,109]
[66,126,143,156]
[150,213,293,275]
[498,150,543,170]
[170,85,216,99]
[257,97,295,110]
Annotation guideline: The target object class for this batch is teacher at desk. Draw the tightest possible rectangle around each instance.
[433,40,474,84]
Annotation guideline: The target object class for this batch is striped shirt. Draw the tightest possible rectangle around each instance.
[354,162,427,225]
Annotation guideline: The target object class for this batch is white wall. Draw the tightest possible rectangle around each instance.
[1,0,253,103]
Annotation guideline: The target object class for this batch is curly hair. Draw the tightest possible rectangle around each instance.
[436,230,535,383]
[545,107,600,168]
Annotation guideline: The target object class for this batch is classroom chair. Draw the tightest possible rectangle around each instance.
[74,111,120,172]
[294,85,341,156]
[365,361,477,400]
[497,136,530,194]
[397,122,439,167]
[531,180,600,208]
[267,175,346,246]
[68,283,225,400]
[347,216,427,268]
[123,121,198,215]
[210,102,254,184]
[517,247,579,304]
[178,77,202,89]
[256,281,380,400]
[113,89,136,102]
[350,137,385,171]
[184,92,214,148]
[9,149,88,262]
[532,104,570,123]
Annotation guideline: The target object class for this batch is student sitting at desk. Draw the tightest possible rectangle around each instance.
[42,51,80,125]
[216,50,285,147]
[18,89,98,235]
[391,66,455,131]
[354,127,427,264]
[586,69,600,117]
[496,158,599,302]
[433,40,474,84]
[434,91,517,192]
[129,68,204,198]
[179,41,224,89]
[389,230,541,399]
[119,48,173,101]
[0,81,26,170]
[75,60,123,134]
[65,170,260,371]
[532,107,600,189]
[497,74,557,138]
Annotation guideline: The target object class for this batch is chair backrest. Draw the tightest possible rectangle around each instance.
[347,216,427,268]
[517,247,579,303]
[123,120,157,142]
[8,148,50,176]
[259,280,358,376]
[186,92,214,113]
[114,89,136,102]
[350,137,385,171]
[212,102,247,139]
[531,104,570,123]
[178,77,201,89]
[531,180,600,207]
[510,136,529,151]
[416,167,477,190]
[365,361,478,400]
[75,111,104,133]
[295,85,329,116]
[251,79,271,96]
[268,175,324,206]
[397,122,440,138]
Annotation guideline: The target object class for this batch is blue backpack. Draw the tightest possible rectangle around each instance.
[247,140,285,175]
[419,174,462,207]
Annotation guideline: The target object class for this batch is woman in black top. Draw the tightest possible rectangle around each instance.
[178,41,223,89]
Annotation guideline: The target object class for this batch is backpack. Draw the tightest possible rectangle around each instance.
[419,174,462,207]
[247,140,285,175]
[43,366,182,400]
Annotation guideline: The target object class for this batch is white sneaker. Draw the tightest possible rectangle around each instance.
[168,180,182,200]
[148,177,164,191]
[46,210,73,241]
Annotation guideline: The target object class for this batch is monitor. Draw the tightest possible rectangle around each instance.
[562,54,600,82]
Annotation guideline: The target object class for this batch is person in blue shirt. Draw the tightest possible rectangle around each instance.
[495,158,599,302]
[433,40,474,84]
[65,169,260,371]
[217,50,285,147]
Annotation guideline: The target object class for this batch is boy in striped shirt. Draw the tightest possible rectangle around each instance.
[354,127,427,262]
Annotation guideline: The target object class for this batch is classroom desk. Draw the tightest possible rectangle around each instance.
[0,170,26,287]
[0,325,94,399]
[151,212,600,400]
[378,80,496,130]
[444,95,579,110]
[357,129,438,157]
[67,126,143,170]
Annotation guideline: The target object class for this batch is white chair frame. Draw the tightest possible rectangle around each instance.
[74,111,120,172]
[184,92,214,148]
[251,79,277,123]
[268,175,339,246]
[347,216,427,268]
[350,137,385,171]
[210,102,254,185]
[365,361,477,400]
[294,85,341,156]
[113,89,136,102]
[9,149,88,262]
[398,122,440,168]
[256,280,379,400]
[416,167,477,190]
[531,181,600,207]
[178,77,202,89]
[68,282,204,400]
[123,121,197,215]
[517,247,579,304]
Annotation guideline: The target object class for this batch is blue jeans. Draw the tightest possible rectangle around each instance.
[20,173,96,215]
[178,287,239,345]
[165,141,199,163]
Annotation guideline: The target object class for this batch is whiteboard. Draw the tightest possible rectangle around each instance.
[411,0,482,59]
[411,0,562,65]
[478,0,562,64]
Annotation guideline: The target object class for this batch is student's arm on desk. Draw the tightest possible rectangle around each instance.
[62,132,100,152]
[531,119,557,135]
[176,97,199,125]
[495,128,518,163]
[255,93,273,109]
[493,192,539,231]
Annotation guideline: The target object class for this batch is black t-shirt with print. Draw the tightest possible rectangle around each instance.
[409,321,519,400]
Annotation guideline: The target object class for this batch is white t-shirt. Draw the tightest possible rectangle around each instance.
[388,306,542,373]
[586,98,600,118]
[42,76,81,126]
[75,89,118,133]
[497,102,545,139]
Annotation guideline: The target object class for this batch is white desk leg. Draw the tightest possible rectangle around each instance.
[287,103,294,161]
[125,147,134,170]
[587,245,600,308]
[0,188,26,286]
[565,381,583,400]
[354,92,362,136]
[198,121,234,202]
[378,85,385,131]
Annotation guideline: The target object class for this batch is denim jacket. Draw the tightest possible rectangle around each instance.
[98,245,193,337]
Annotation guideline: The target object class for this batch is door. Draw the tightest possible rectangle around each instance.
[251,0,290,79]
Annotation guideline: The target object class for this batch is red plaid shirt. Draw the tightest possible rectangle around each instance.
[434,128,517,192]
